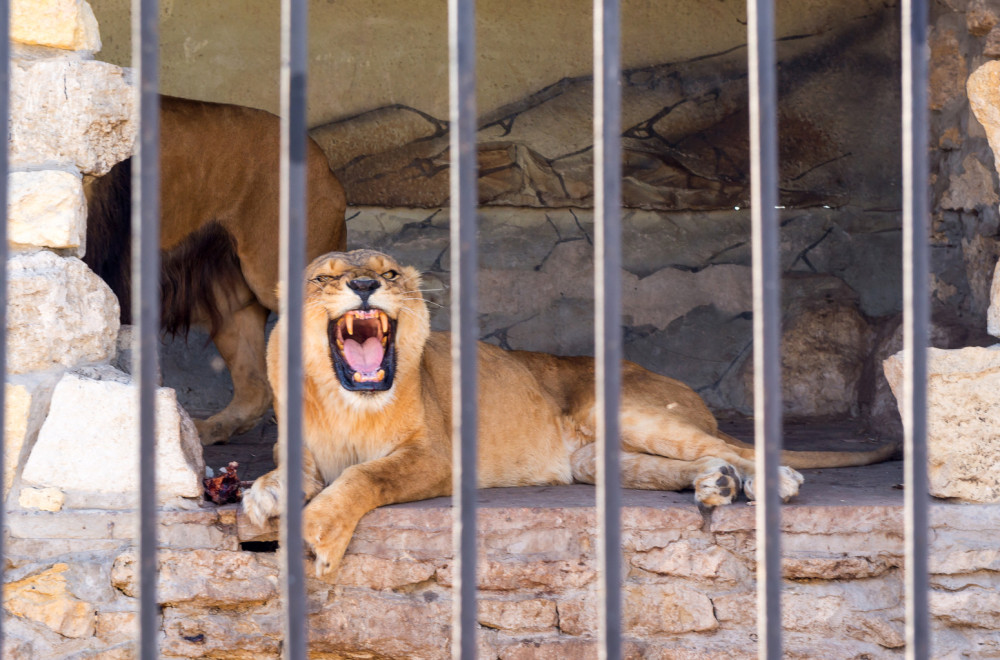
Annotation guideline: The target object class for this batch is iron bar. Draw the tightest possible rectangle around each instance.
[594,0,622,658]
[747,1,783,658]
[278,0,308,659]
[0,0,9,656]
[448,0,479,657]
[131,0,161,658]
[901,0,930,657]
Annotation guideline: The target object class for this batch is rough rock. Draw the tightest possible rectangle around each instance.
[10,54,134,175]
[989,259,1000,337]
[112,549,278,605]
[2,379,55,499]
[7,250,119,374]
[623,583,718,635]
[20,365,205,508]
[629,539,747,584]
[940,153,999,211]
[8,170,87,253]
[884,346,1000,501]
[478,598,558,633]
[2,563,95,638]
[967,0,999,36]
[11,0,101,51]
[969,60,1000,171]
[18,487,65,512]
[929,28,968,111]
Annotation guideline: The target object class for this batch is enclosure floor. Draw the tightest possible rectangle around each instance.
[202,413,904,507]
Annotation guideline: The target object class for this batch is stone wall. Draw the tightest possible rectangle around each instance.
[6,488,1000,659]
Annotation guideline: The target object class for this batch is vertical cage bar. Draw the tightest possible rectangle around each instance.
[279,0,308,658]
[448,0,478,657]
[901,0,930,657]
[747,1,783,658]
[0,0,9,655]
[594,0,622,658]
[131,0,160,658]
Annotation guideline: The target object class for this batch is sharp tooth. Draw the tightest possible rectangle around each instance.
[376,369,385,381]
[381,336,387,347]
[380,312,389,334]
[353,372,362,382]
[345,314,354,336]
[337,340,344,351]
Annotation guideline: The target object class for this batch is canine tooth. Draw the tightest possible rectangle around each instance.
[380,312,389,334]
[376,369,385,381]
[353,372,362,382]
[345,314,354,336]
[337,340,344,350]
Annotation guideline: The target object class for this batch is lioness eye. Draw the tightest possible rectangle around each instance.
[311,275,334,284]
[381,270,399,281]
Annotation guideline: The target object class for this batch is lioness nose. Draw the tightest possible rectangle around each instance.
[347,277,380,303]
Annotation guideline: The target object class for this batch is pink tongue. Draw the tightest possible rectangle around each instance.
[343,337,385,373]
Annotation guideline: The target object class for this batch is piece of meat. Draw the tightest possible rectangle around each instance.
[203,461,248,505]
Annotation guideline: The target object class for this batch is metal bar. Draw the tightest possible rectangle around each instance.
[594,0,622,658]
[901,0,930,657]
[448,0,478,656]
[131,0,160,658]
[278,0,308,657]
[0,0,9,656]
[747,1,783,658]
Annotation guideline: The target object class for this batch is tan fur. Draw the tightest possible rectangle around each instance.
[91,96,348,445]
[243,250,894,578]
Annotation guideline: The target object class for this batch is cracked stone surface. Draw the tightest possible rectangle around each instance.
[317,13,900,213]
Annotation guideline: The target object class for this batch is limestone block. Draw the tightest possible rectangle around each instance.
[3,378,59,499]
[18,486,65,512]
[8,170,87,253]
[2,563,95,638]
[12,0,101,51]
[884,346,1000,502]
[7,250,119,374]
[623,583,718,635]
[989,259,1000,338]
[10,55,135,175]
[630,539,747,584]
[21,366,205,508]
[112,549,278,606]
[969,60,1000,173]
[478,598,558,633]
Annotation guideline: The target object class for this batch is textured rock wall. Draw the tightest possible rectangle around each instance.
[5,492,1000,658]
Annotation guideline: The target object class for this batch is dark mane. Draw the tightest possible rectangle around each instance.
[84,160,244,338]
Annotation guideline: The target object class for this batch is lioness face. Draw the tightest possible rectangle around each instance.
[302,250,429,400]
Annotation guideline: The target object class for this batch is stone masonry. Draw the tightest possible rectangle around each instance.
[6,484,1000,659]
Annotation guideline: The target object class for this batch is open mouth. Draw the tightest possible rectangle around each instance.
[328,309,396,392]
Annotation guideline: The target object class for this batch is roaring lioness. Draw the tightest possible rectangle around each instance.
[244,249,895,577]
[84,96,347,446]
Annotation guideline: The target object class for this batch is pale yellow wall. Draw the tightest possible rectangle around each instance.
[89,0,891,126]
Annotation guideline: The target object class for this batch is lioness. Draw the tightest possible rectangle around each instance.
[244,249,894,577]
[84,96,347,446]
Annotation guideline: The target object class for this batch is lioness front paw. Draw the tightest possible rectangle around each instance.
[692,458,742,507]
[743,466,804,502]
[242,472,282,527]
[303,504,353,580]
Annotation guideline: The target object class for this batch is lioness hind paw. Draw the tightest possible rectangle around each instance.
[743,466,804,502]
[693,461,742,507]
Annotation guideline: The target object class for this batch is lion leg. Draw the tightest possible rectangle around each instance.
[570,443,742,507]
[618,406,803,503]
[242,444,325,526]
[195,299,272,446]
[304,445,451,579]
